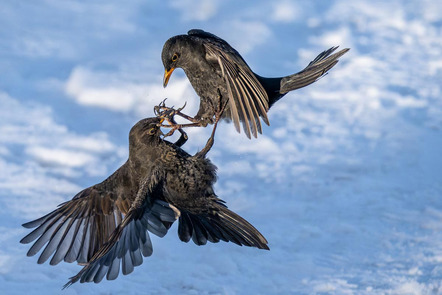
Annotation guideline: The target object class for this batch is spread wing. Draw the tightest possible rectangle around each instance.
[189,29,269,139]
[63,167,177,287]
[20,162,143,266]
[63,200,176,286]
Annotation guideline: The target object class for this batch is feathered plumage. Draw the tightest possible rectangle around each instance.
[162,29,349,138]
[20,117,268,288]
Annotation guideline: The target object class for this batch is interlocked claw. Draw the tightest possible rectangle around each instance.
[153,100,189,147]
[154,98,227,151]
[154,99,198,124]
[154,99,188,122]
[154,99,201,138]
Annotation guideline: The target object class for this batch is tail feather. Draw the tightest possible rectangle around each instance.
[280,47,350,94]
[216,209,268,248]
[198,217,224,243]
[177,202,268,250]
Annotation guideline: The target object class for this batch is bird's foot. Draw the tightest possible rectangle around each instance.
[154,98,184,121]
[154,99,212,143]
[154,100,191,146]
[160,122,201,137]
[154,99,199,124]
[158,126,189,147]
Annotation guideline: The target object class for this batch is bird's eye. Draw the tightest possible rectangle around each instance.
[148,128,156,135]
[171,53,179,62]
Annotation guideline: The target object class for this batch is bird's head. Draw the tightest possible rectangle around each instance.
[129,117,163,147]
[161,35,200,88]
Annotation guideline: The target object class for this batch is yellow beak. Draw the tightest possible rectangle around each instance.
[163,68,175,88]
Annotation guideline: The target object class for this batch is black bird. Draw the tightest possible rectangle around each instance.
[20,117,268,287]
[162,29,349,138]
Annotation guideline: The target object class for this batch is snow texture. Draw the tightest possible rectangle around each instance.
[1,0,441,294]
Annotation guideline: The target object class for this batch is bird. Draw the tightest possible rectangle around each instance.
[162,29,350,139]
[20,116,269,287]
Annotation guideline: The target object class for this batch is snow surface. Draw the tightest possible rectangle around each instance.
[1,0,442,294]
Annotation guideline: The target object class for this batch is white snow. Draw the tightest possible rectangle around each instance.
[0,0,441,294]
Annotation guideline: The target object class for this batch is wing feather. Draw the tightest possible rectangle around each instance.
[62,167,177,288]
[201,36,269,138]
[20,164,132,265]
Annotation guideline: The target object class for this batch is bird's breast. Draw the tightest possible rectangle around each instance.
[184,67,222,97]
[163,157,216,207]
[183,67,233,121]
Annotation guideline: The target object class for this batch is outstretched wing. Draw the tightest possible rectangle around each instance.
[21,163,139,265]
[63,167,178,287]
[63,200,176,287]
[189,29,269,139]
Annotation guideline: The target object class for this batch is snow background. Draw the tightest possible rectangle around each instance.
[1,0,442,294]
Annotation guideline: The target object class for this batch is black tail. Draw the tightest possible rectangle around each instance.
[177,201,269,250]
[257,47,350,108]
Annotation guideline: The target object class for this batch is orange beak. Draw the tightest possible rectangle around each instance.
[163,68,175,88]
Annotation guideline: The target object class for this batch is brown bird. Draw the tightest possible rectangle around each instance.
[20,116,268,287]
[162,29,349,138]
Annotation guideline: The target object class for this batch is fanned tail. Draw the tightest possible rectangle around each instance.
[259,46,350,108]
[280,47,349,94]
[177,200,269,250]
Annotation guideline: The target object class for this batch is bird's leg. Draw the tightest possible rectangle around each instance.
[167,106,200,123]
[155,98,216,127]
[156,108,189,147]
[155,100,205,138]
[214,89,228,118]
[155,100,199,124]
[173,128,188,147]
[156,102,189,146]
[195,98,228,158]
[154,99,184,123]
[154,100,187,139]
[159,118,189,147]
[154,93,226,142]
[160,122,203,138]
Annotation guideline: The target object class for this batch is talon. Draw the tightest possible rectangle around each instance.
[164,128,176,138]
[177,102,187,112]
